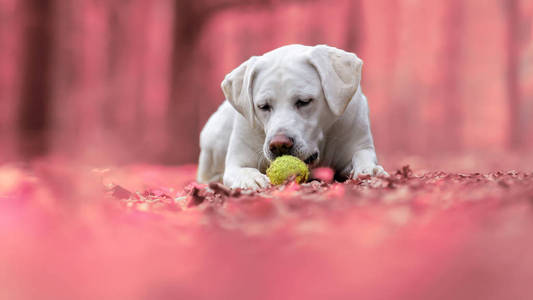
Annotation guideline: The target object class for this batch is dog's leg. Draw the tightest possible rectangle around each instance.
[197,149,224,183]
[223,119,270,189]
[224,167,270,189]
[197,150,210,183]
[197,102,234,183]
[350,148,387,178]
[334,93,387,179]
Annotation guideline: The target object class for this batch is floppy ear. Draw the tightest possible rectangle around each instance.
[308,45,363,116]
[221,56,259,128]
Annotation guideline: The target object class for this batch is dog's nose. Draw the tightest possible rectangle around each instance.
[269,134,294,157]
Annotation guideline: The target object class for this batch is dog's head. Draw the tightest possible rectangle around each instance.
[221,44,363,165]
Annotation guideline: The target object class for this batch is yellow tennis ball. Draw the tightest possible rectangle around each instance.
[266,155,310,185]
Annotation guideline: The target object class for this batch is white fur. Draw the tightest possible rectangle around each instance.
[197,44,386,189]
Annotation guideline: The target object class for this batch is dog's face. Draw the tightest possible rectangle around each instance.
[222,45,363,165]
[253,56,331,164]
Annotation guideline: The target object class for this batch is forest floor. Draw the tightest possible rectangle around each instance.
[1,154,533,300]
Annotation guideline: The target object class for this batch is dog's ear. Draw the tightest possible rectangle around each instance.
[221,56,259,128]
[308,45,363,116]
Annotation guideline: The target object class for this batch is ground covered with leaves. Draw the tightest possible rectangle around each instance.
[1,158,533,300]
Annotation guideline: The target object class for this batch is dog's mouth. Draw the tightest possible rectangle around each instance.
[304,152,319,165]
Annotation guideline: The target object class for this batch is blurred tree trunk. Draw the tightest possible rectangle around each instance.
[384,0,403,153]
[17,0,54,158]
[167,0,300,163]
[0,1,23,161]
[167,1,206,164]
[344,0,364,53]
[504,0,523,149]
[441,0,464,152]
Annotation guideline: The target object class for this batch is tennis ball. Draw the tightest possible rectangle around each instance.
[266,155,310,185]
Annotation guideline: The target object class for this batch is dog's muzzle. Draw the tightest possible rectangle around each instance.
[304,152,319,164]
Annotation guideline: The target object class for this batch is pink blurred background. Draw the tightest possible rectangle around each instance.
[1,0,532,166]
[2,2,533,300]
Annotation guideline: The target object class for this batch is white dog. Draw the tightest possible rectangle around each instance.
[197,44,386,189]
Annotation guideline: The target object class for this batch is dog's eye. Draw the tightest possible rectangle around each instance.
[257,103,271,111]
[296,99,313,109]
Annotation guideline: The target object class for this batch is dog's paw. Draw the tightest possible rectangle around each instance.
[351,164,388,178]
[224,168,271,190]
